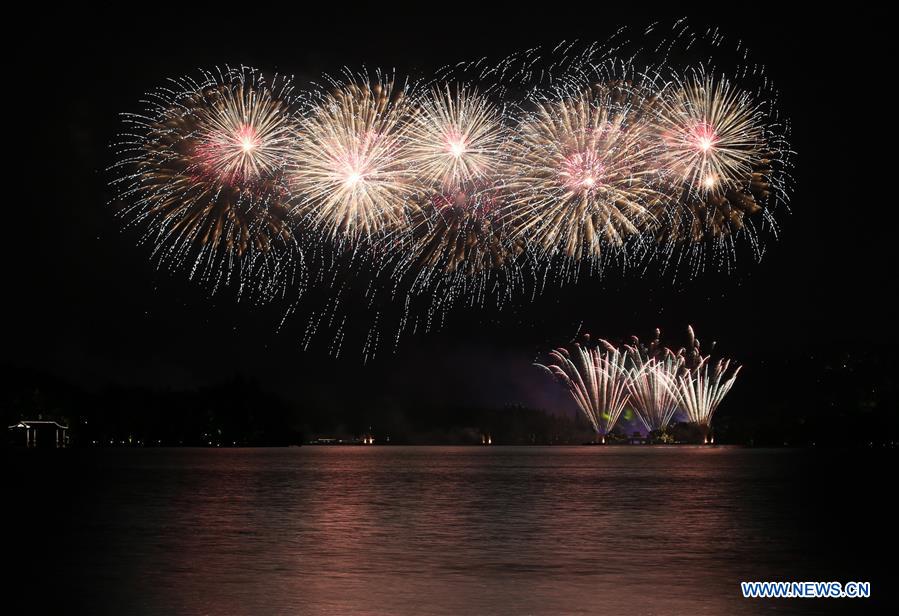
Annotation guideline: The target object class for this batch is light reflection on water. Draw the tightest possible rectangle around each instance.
[11,447,890,615]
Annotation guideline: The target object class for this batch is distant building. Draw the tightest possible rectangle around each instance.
[308,433,375,445]
[627,431,647,445]
[8,420,69,448]
[307,437,341,445]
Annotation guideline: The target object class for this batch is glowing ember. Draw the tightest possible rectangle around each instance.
[448,139,466,157]
[239,128,258,153]
[345,170,362,186]
[691,122,719,153]
[562,151,606,191]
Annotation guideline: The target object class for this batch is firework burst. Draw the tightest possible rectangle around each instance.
[505,85,663,260]
[652,71,778,244]
[111,66,301,299]
[110,27,795,359]
[407,86,510,191]
[289,78,417,242]
[656,72,766,196]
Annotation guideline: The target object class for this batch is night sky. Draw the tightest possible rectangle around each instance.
[9,7,895,421]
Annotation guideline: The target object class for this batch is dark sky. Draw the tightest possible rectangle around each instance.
[9,6,895,414]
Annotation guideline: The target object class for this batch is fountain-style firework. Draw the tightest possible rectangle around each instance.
[626,356,683,434]
[670,356,742,443]
[539,327,741,442]
[537,341,630,442]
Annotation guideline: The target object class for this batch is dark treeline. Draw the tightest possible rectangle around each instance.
[3,342,896,447]
[714,342,897,446]
[1,368,596,446]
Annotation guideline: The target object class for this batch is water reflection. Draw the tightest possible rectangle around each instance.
[10,447,889,615]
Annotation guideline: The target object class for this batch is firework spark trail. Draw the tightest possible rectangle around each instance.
[397,87,523,280]
[655,71,767,197]
[626,355,683,433]
[370,86,531,326]
[642,68,791,276]
[670,356,741,442]
[537,342,630,441]
[195,79,297,182]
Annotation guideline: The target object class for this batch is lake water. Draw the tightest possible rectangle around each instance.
[9,447,892,614]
